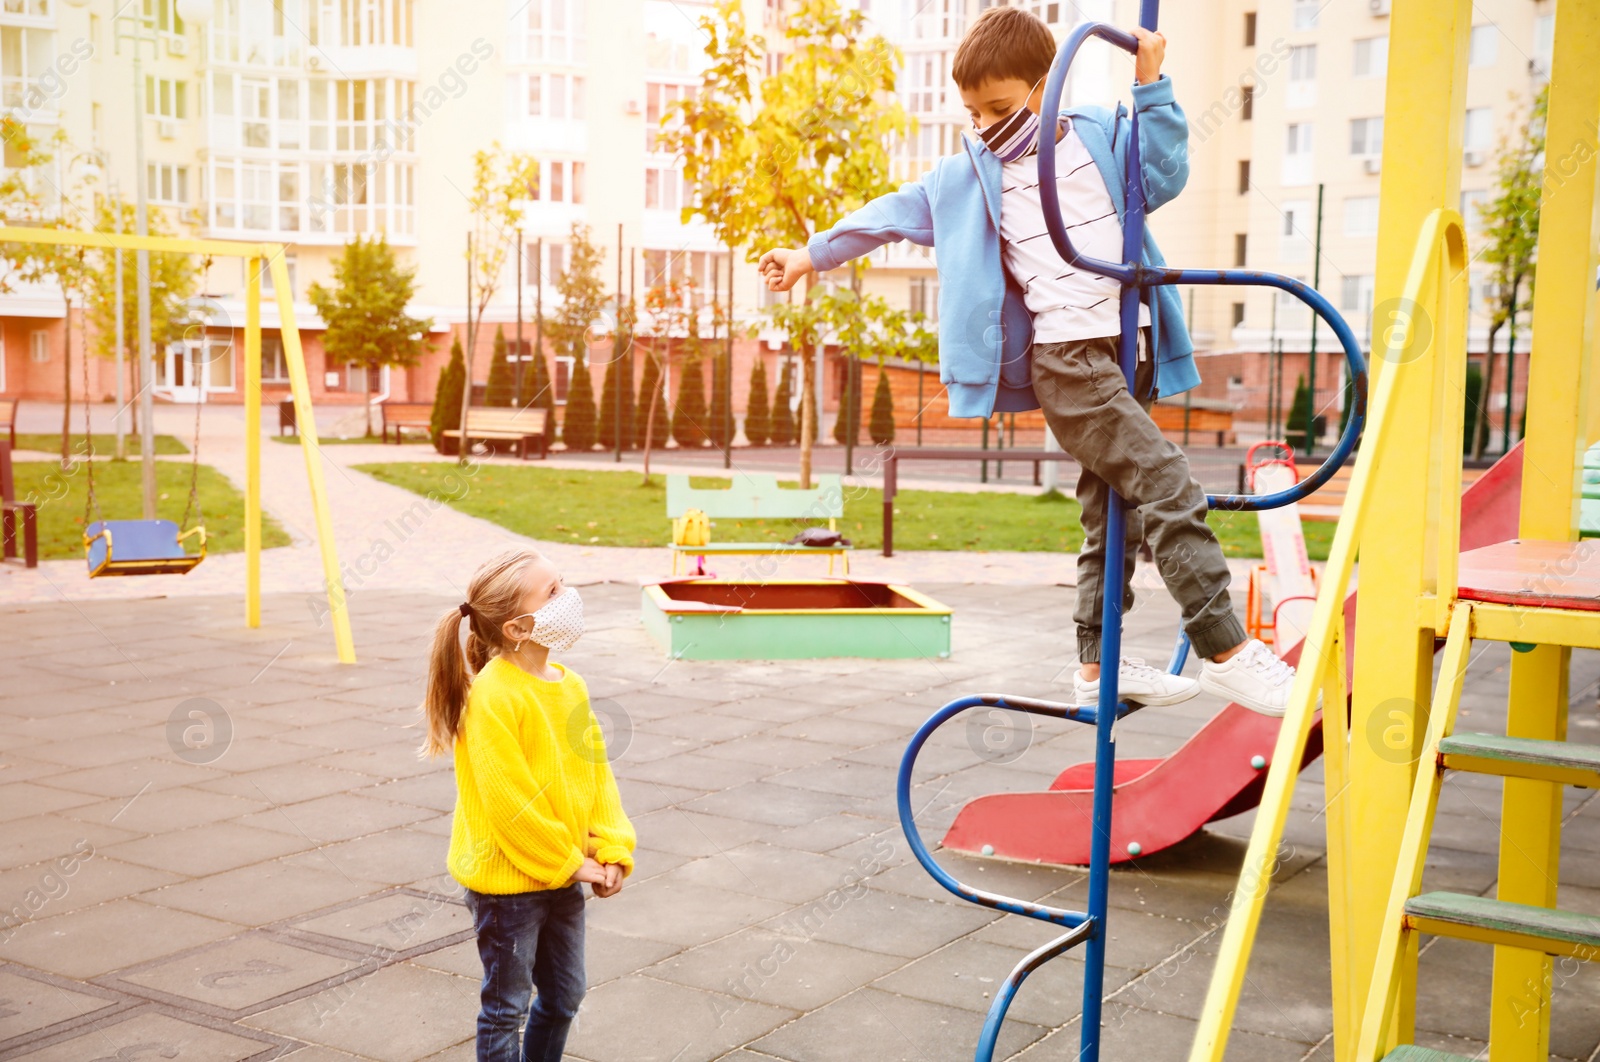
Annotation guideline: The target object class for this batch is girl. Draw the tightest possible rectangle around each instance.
[421,548,635,1062]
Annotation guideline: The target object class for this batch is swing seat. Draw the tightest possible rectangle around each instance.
[84,520,206,578]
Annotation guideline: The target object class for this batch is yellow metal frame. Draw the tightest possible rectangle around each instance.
[643,579,951,616]
[0,226,356,663]
[1188,209,1470,1062]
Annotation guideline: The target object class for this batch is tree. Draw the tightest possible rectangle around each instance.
[1464,362,1485,455]
[597,331,637,452]
[771,356,797,445]
[639,279,691,482]
[459,146,539,461]
[1471,85,1546,458]
[563,355,598,451]
[832,358,861,445]
[520,338,554,414]
[85,197,199,436]
[869,365,895,445]
[672,330,711,449]
[637,350,669,454]
[485,326,515,407]
[553,222,609,363]
[430,338,467,450]
[660,0,910,487]
[708,341,733,448]
[1286,375,1314,453]
[745,358,772,446]
[308,235,432,436]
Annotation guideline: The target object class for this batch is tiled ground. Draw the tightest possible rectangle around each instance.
[3,584,1599,1061]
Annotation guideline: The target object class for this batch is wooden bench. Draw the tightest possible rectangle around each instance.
[1294,461,1488,521]
[278,399,298,436]
[441,407,550,459]
[665,473,851,576]
[380,401,433,443]
[0,441,37,568]
[0,398,16,448]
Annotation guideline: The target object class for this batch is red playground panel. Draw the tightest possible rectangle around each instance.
[941,444,1526,866]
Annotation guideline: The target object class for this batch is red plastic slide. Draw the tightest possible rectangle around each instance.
[941,446,1525,866]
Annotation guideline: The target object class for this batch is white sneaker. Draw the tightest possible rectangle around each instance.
[1199,639,1296,716]
[1075,658,1200,708]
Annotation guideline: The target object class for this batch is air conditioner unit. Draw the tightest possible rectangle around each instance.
[166,36,188,57]
[308,55,322,70]
[1369,0,1391,14]
[624,98,641,115]
[1464,150,1485,167]
[157,119,178,140]
[1363,156,1382,174]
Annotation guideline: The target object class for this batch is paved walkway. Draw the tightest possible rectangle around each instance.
[2,580,1599,1060]
[0,404,1267,614]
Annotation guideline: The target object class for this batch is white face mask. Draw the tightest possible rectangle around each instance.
[510,587,585,652]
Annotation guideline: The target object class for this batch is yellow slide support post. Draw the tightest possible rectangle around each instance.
[0,226,355,663]
[1491,0,1600,1053]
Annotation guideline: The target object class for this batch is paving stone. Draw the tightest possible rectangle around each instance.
[354,773,459,813]
[629,809,773,860]
[233,792,434,844]
[139,858,381,927]
[10,1007,286,1061]
[116,932,367,1011]
[407,938,482,980]
[749,985,1046,1062]
[683,782,861,828]
[98,820,315,877]
[0,814,144,874]
[0,967,120,1043]
[1017,1001,1311,1061]
[612,752,774,791]
[565,973,796,1062]
[767,814,889,855]
[771,715,906,747]
[189,761,382,804]
[289,891,471,953]
[582,926,682,986]
[28,756,229,799]
[584,879,789,948]
[648,926,903,1011]
[768,761,900,801]
[760,888,996,959]
[603,728,712,765]
[658,843,868,905]
[637,711,771,744]
[614,778,703,815]
[242,961,475,1061]
[62,785,268,834]
[0,898,241,978]
[280,829,449,887]
[314,745,455,781]
[0,782,101,822]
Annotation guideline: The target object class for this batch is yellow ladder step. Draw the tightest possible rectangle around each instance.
[1438,732,1600,788]
[1380,1048,1475,1062]
[1405,892,1600,959]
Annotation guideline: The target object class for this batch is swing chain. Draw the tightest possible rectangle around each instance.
[79,245,103,528]
[179,255,212,533]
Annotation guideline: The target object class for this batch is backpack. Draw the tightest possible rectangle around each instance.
[672,508,711,547]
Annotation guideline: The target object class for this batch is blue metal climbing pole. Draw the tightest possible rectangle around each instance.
[895,3,1370,1059]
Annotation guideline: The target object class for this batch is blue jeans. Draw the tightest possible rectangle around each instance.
[463,883,587,1062]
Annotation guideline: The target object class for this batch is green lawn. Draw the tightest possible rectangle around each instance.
[13,433,189,456]
[11,460,290,560]
[355,463,1332,560]
[270,434,434,445]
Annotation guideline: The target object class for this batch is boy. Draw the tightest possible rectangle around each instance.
[758,7,1294,715]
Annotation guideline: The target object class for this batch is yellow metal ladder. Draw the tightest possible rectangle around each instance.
[1354,597,1600,1061]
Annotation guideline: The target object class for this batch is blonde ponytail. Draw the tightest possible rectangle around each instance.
[418,548,546,758]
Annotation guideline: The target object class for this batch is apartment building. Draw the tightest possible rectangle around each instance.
[1,0,1548,444]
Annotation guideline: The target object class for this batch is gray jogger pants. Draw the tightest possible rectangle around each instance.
[1030,334,1246,665]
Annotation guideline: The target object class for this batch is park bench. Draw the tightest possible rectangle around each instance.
[665,473,850,576]
[441,407,550,459]
[0,398,17,448]
[380,401,433,443]
[1293,460,1489,521]
[0,441,37,568]
[278,399,298,436]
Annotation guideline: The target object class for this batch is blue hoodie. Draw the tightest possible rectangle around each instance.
[805,75,1196,419]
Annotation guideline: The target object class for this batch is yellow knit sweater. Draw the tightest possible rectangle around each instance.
[448,655,636,894]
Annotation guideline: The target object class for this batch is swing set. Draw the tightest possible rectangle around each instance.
[1,225,356,663]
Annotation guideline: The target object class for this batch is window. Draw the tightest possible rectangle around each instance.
[1533,15,1554,75]
[1340,275,1374,316]
[147,163,189,204]
[142,0,186,37]
[642,249,728,308]
[1352,37,1388,79]
[522,72,586,120]
[902,53,947,113]
[645,82,695,150]
[1243,11,1256,47]
[29,330,48,363]
[1460,189,1487,233]
[553,355,574,403]
[1287,45,1316,108]
[1233,233,1247,267]
[261,336,288,382]
[1292,0,1318,31]
[1283,123,1313,185]
[644,166,682,211]
[1281,201,1311,263]
[143,76,188,119]
[1463,107,1492,154]
[261,253,296,296]
[516,0,586,63]
[1468,25,1497,67]
[1240,84,1254,121]
[1343,196,1380,237]
[909,276,939,321]
[241,78,270,147]
[1,25,56,113]
[1231,302,1246,328]
[1237,159,1250,194]
[1350,117,1383,156]
[526,241,566,287]
[571,161,584,205]
[909,0,964,41]
[550,160,565,202]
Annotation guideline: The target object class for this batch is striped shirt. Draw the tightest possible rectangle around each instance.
[997,119,1151,344]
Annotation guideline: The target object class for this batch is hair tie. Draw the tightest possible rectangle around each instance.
[458,602,473,618]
